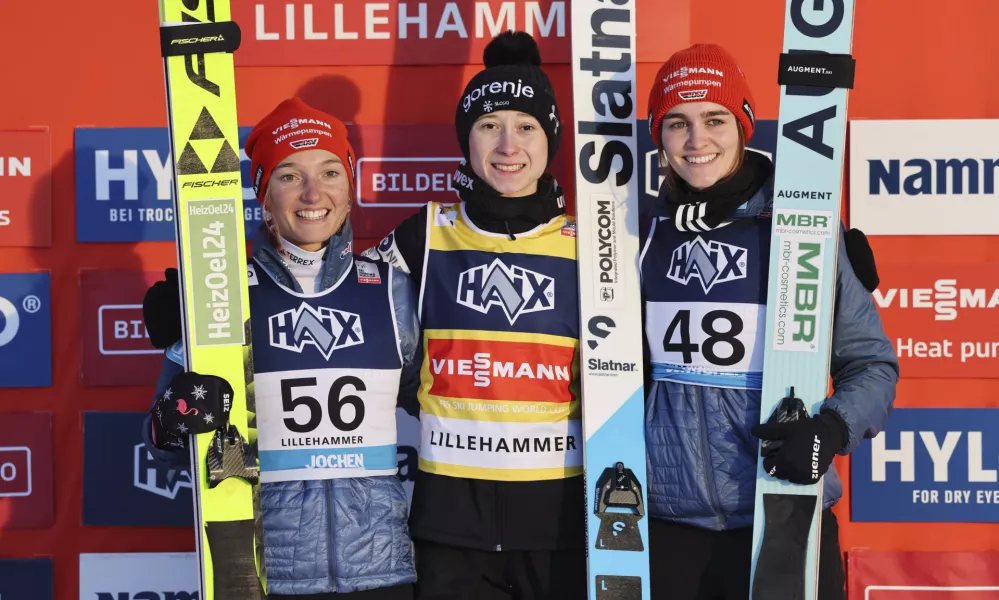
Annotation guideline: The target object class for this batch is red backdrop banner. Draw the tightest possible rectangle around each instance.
[849,549,999,599]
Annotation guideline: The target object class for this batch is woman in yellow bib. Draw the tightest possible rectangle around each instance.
[364,31,584,599]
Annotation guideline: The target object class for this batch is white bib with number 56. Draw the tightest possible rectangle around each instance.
[255,366,400,483]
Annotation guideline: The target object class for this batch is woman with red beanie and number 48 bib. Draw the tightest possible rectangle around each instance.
[640,44,898,599]
[140,98,421,599]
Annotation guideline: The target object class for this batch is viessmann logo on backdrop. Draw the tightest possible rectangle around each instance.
[849,119,999,235]
[873,263,999,378]
[852,408,999,523]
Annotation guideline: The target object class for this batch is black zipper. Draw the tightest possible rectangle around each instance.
[325,480,337,592]
[694,393,725,529]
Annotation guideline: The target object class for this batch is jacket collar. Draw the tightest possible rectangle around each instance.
[251,219,355,293]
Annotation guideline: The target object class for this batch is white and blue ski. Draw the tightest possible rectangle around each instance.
[750,1,857,599]
[570,0,651,598]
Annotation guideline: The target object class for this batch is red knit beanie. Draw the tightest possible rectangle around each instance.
[647,43,756,150]
[244,98,356,204]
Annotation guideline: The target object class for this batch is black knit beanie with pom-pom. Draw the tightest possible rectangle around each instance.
[454,30,561,167]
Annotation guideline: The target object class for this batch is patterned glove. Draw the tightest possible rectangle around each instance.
[153,371,233,443]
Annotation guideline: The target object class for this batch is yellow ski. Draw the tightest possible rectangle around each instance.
[156,1,263,598]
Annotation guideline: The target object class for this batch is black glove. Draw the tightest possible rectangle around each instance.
[143,268,182,349]
[152,371,233,443]
[844,228,879,292]
[752,399,847,485]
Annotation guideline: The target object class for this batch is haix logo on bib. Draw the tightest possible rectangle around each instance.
[270,302,364,359]
[666,237,748,293]
[462,80,535,113]
[457,259,555,324]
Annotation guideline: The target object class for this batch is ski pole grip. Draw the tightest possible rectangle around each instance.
[777,52,856,89]
[160,21,241,57]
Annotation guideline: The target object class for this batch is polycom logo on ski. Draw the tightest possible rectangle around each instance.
[269,302,364,359]
[666,237,748,293]
[457,259,555,324]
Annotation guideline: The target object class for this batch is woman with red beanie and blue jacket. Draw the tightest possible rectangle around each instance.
[140,97,419,599]
[640,43,899,599]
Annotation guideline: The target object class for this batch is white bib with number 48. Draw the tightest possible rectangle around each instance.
[647,301,765,390]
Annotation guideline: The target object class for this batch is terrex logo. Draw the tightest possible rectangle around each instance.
[461,80,535,113]
[874,279,999,321]
[666,237,747,293]
[456,259,555,324]
[269,302,364,359]
[133,443,192,500]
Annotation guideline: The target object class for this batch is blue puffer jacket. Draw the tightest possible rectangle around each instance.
[642,180,900,531]
[142,221,420,594]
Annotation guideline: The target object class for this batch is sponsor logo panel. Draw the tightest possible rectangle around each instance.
[849,119,999,235]
[0,272,52,387]
[873,264,999,377]
[80,270,166,386]
[82,412,194,527]
[849,550,999,599]
[0,129,51,247]
[852,408,999,523]
[79,552,199,600]
[74,126,259,242]
[0,413,53,529]
[0,558,53,600]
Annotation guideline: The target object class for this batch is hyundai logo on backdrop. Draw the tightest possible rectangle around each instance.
[74,126,259,242]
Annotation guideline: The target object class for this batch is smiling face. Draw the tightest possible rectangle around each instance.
[659,101,743,190]
[468,110,548,197]
[263,149,352,251]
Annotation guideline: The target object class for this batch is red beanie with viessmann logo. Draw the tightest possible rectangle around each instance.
[647,43,756,150]
[243,98,356,204]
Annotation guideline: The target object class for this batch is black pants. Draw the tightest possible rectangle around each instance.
[413,539,586,600]
[270,583,414,599]
[649,509,845,600]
